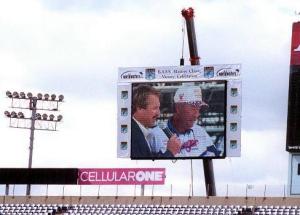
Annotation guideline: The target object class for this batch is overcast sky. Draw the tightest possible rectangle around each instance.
[0,0,299,196]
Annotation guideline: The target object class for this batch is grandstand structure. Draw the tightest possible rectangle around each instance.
[1,196,300,215]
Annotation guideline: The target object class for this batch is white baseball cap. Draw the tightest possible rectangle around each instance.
[174,86,208,108]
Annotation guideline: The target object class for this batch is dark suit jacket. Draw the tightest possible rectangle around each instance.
[131,118,173,159]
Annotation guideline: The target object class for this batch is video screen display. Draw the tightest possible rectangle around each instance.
[130,80,226,159]
[286,66,300,153]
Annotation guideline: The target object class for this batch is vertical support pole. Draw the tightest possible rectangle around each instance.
[79,185,82,198]
[226,184,229,198]
[134,185,136,197]
[140,184,145,196]
[46,184,48,197]
[182,7,216,196]
[203,160,216,196]
[12,185,15,198]
[116,185,119,197]
[62,185,65,198]
[190,160,194,196]
[151,185,154,197]
[26,97,37,196]
[181,8,200,65]
[97,185,101,198]
[5,184,9,196]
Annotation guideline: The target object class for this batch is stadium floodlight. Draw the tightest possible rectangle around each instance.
[12,91,19,98]
[44,93,49,100]
[49,114,55,121]
[20,92,26,99]
[11,111,17,118]
[6,91,12,98]
[27,92,33,99]
[42,113,48,120]
[4,111,11,117]
[57,115,63,121]
[4,89,65,196]
[35,113,41,120]
[37,93,43,100]
[51,94,56,101]
[58,95,64,102]
[18,112,24,118]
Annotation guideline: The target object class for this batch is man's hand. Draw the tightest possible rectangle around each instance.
[167,134,181,156]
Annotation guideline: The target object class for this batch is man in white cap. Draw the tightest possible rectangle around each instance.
[166,85,221,157]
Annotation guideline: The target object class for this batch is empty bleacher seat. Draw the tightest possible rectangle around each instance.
[1,203,300,215]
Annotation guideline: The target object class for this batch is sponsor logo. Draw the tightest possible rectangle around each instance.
[121,71,144,79]
[294,44,300,52]
[145,68,156,80]
[78,168,165,185]
[204,66,214,78]
[216,68,240,77]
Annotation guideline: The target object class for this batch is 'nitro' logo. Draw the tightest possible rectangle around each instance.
[216,68,240,77]
[294,44,300,52]
[121,71,144,79]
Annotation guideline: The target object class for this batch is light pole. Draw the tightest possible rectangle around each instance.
[28,97,37,174]
[4,91,64,195]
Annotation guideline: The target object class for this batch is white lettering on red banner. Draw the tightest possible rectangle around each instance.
[294,44,300,52]
[78,168,165,185]
[291,22,300,65]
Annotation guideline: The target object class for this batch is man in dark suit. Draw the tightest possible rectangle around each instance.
[131,85,181,159]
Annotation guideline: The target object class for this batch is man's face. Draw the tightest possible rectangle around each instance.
[176,103,200,130]
[136,94,160,128]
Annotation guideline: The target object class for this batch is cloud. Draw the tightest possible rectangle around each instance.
[214,129,288,184]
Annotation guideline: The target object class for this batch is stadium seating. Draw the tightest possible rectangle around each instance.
[0,203,299,215]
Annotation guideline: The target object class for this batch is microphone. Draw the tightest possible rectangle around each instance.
[162,127,174,139]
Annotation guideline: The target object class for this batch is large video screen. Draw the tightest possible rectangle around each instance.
[130,81,226,159]
[286,66,300,153]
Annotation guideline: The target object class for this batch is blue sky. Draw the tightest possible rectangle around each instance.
[0,0,299,196]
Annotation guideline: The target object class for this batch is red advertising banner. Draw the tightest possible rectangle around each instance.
[78,168,166,185]
[291,22,300,66]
